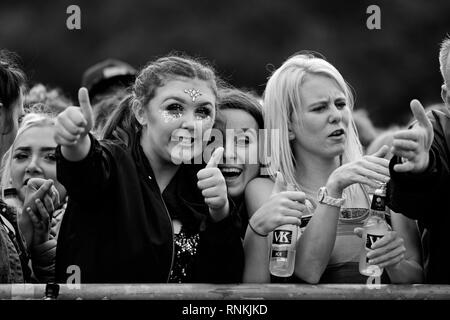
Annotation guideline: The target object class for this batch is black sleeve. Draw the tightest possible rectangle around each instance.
[56,134,114,204]
[387,145,448,224]
[197,198,244,283]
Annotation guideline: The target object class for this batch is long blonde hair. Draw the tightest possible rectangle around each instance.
[263,53,363,198]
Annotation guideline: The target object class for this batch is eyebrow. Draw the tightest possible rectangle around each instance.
[163,96,213,107]
[14,146,56,152]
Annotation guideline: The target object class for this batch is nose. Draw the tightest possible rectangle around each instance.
[328,104,343,124]
[25,155,43,175]
[224,136,237,164]
[181,111,196,130]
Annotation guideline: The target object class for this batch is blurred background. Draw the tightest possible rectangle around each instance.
[1,0,449,128]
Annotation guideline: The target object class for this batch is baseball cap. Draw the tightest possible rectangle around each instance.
[81,59,137,101]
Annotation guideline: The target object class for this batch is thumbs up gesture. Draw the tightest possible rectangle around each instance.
[392,99,434,173]
[55,87,94,161]
[197,147,229,222]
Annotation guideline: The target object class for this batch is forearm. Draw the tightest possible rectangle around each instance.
[243,227,271,283]
[294,204,340,284]
[386,258,424,284]
[61,135,91,162]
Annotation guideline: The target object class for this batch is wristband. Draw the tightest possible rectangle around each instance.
[248,220,268,237]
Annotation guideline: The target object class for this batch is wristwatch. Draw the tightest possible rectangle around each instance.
[317,186,345,208]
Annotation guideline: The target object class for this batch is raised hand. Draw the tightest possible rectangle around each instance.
[54,87,93,161]
[392,99,434,173]
[19,178,57,248]
[248,172,306,236]
[326,145,391,195]
[197,147,229,221]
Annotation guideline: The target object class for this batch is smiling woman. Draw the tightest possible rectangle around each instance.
[54,54,244,284]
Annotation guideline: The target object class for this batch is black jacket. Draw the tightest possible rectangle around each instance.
[387,109,450,284]
[55,132,244,283]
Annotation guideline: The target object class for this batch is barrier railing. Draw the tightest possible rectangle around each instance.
[1,284,450,300]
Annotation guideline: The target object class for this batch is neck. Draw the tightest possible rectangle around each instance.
[140,134,179,193]
[294,147,341,195]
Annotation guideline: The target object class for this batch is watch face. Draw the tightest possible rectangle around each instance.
[318,187,326,201]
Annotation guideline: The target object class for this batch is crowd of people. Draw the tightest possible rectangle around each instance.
[0,35,449,285]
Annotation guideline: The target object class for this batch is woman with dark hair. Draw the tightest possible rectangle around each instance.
[215,88,264,238]
[54,54,244,283]
[0,50,26,162]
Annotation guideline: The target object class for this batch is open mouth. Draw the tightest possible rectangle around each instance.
[329,129,345,137]
[220,167,243,179]
[23,178,30,186]
[172,136,195,144]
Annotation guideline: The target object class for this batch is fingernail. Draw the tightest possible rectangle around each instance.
[368,259,374,264]
[26,207,31,212]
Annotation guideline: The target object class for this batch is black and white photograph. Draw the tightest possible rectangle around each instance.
[1,0,450,312]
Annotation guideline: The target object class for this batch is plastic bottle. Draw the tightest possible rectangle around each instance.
[269,184,300,277]
[359,183,392,277]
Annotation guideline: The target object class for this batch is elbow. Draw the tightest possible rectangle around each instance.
[294,269,322,284]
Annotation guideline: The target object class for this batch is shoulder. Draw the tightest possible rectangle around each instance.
[245,177,274,217]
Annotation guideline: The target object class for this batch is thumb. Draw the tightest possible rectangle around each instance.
[370,145,389,158]
[354,227,364,238]
[78,87,94,132]
[271,171,286,194]
[206,147,224,168]
[410,99,432,132]
[31,179,54,199]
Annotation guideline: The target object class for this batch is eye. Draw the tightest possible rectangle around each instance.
[166,103,183,116]
[13,152,29,161]
[235,136,250,147]
[195,106,212,120]
[312,104,326,112]
[335,101,347,109]
[44,152,57,162]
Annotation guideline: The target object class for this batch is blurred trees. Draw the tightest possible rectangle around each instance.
[0,0,449,127]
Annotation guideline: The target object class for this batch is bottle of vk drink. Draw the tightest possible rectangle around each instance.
[269,183,300,277]
[359,183,392,277]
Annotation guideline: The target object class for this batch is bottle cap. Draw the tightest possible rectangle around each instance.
[44,283,60,299]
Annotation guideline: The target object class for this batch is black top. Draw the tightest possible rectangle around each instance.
[387,109,450,284]
[55,131,244,283]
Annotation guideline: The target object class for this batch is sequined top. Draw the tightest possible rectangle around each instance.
[168,227,200,283]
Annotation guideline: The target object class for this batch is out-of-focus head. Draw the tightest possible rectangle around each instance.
[216,88,263,200]
[0,50,26,137]
[263,52,362,188]
[353,109,377,150]
[1,113,65,202]
[439,36,450,106]
[24,83,71,117]
[81,59,136,104]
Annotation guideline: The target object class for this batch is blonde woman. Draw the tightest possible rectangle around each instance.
[244,53,423,284]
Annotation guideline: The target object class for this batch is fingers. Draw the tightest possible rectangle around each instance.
[410,99,432,131]
[353,227,364,238]
[206,147,224,168]
[197,170,224,187]
[370,145,390,158]
[43,194,55,214]
[31,180,54,200]
[393,161,415,173]
[78,87,93,131]
[271,171,286,194]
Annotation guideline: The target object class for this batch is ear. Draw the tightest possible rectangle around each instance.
[441,84,450,106]
[131,100,147,126]
[287,122,295,141]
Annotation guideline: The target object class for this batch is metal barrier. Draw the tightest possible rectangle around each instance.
[1,284,450,300]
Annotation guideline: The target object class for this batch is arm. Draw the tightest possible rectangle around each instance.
[243,174,305,283]
[295,147,391,284]
[384,211,424,283]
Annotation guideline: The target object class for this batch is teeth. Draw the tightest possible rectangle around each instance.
[221,168,242,173]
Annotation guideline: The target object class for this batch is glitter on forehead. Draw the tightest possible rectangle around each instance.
[184,88,202,102]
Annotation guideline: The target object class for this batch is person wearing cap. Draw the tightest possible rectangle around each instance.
[81,58,136,105]
[387,36,450,284]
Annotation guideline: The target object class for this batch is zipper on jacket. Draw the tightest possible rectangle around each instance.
[148,175,175,282]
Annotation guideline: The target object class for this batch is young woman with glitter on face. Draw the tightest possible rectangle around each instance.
[243,53,423,284]
[54,55,243,283]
